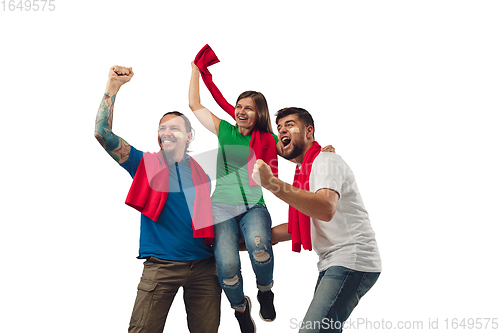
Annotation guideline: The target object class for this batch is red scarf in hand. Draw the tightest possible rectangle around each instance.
[194,44,278,185]
[125,152,214,243]
[288,141,322,252]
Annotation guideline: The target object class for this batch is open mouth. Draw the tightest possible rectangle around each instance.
[281,137,291,149]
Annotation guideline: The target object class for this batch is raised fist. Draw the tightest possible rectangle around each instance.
[108,65,134,86]
[252,159,274,188]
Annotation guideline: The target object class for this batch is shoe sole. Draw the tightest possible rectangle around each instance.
[259,311,276,322]
[246,296,257,333]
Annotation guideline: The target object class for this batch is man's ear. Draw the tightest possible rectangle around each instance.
[306,125,314,140]
[187,131,193,143]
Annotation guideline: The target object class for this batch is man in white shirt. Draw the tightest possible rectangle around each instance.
[252,107,381,333]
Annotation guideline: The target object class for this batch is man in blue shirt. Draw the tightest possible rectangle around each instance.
[94,65,221,333]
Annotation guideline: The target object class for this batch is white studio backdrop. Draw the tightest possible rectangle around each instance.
[1,1,499,332]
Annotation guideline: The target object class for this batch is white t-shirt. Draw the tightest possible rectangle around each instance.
[309,152,382,273]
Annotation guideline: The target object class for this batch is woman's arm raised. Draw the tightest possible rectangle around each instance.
[189,62,221,135]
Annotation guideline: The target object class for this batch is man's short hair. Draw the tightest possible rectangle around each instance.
[160,111,193,132]
[275,107,315,138]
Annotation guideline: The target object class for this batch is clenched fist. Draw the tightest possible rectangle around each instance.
[109,65,134,85]
[252,159,275,189]
[105,65,134,95]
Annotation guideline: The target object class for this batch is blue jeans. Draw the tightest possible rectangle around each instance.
[212,203,274,310]
[299,266,380,333]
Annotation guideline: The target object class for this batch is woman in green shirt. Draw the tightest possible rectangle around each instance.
[189,62,279,331]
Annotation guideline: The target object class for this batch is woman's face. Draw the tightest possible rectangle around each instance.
[235,97,258,132]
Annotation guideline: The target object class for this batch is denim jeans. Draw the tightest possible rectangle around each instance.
[212,203,274,310]
[299,266,380,333]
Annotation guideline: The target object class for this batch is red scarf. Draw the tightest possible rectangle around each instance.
[125,152,214,243]
[288,141,322,252]
[194,44,278,185]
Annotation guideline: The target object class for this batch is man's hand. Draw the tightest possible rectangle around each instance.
[106,65,134,95]
[252,159,275,189]
[321,145,335,153]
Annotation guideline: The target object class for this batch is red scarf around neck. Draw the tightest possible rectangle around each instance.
[194,44,278,185]
[288,141,322,252]
[125,151,214,243]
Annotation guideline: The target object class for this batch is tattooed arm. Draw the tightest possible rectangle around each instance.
[94,65,134,163]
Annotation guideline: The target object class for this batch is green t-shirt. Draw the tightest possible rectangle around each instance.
[211,120,278,205]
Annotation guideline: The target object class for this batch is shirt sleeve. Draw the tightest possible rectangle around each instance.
[271,133,279,144]
[217,119,231,139]
[118,145,145,179]
[310,153,344,198]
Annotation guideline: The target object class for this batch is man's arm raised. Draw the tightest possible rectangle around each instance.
[94,65,134,163]
[252,159,339,222]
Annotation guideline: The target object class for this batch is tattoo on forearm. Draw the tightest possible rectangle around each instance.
[111,140,131,164]
[103,94,114,128]
[95,93,130,162]
[95,131,106,149]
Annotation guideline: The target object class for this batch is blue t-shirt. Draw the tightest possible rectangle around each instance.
[119,145,214,261]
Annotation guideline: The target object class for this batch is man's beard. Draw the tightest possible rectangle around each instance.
[283,140,304,161]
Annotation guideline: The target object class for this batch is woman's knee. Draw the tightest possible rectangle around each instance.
[221,274,241,288]
[248,244,273,265]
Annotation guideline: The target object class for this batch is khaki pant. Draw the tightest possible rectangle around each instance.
[128,256,222,333]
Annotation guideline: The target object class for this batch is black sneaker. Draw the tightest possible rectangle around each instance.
[235,296,256,333]
[257,290,276,322]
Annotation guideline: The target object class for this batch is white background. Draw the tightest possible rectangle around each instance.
[1,1,499,332]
